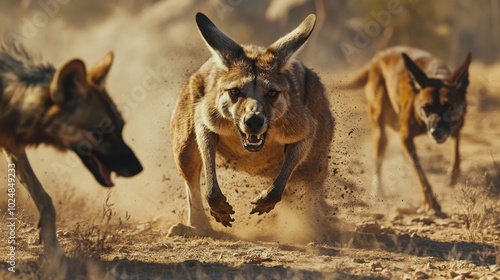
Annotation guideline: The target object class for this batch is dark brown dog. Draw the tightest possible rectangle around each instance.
[0,41,143,257]
[344,46,471,216]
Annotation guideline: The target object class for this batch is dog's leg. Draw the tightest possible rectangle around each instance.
[2,150,64,258]
[448,131,461,186]
[195,123,234,227]
[250,136,313,215]
[400,134,445,216]
[366,77,388,199]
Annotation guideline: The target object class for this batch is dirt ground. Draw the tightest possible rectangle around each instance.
[1,2,500,279]
[1,71,499,279]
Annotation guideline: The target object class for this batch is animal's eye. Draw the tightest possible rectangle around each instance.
[267,90,279,98]
[228,88,241,96]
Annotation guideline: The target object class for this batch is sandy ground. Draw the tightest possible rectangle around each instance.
[1,1,500,279]
[1,73,499,279]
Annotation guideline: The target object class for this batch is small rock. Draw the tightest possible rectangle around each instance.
[450,270,471,278]
[355,221,382,234]
[413,270,430,279]
[118,247,131,254]
[426,262,437,269]
[371,213,385,220]
[353,258,366,264]
[370,261,383,271]
[489,265,500,272]
[136,223,152,232]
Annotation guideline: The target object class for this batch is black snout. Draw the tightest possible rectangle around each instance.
[244,114,264,132]
[430,127,444,138]
[112,145,143,177]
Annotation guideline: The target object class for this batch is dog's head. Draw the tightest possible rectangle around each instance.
[47,53,143,186]
[195,13,316,152]
[402,52,471,144]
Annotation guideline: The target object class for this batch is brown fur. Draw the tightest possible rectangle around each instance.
[0,41,143,258]
[169,13,334,237]
[344,46,471,216]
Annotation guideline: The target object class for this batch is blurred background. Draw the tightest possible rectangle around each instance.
[0,0,498,239]
[2,0,498,67]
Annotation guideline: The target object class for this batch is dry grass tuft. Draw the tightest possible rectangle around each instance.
[67,191,130,259]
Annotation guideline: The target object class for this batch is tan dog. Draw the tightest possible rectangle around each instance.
[0,41,143,257]
[169,13,334,236]
[344,46,471,216]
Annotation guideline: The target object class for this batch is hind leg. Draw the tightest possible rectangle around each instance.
[365,74,389,198]
[2,149,64,258]
[168,131,213,237]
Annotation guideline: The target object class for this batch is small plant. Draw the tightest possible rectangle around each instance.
[455,180,488,241]
[68,191,130,259]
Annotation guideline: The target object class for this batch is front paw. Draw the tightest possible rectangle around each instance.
[208,195,235,227]
[250,189,281,215]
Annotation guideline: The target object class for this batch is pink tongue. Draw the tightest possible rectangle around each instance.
[90,154,114,187]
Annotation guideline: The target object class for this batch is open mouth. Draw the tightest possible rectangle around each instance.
[429,133,448,144]
[78,152,114,187]
[239,131,267,152]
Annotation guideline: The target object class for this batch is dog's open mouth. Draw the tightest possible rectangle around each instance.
[239,131,267,152]
[433,135,448,144]
[428,132,448,144]
[78,152,114,187]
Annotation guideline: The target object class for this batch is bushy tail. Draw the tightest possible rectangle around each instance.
[337,65,370,90]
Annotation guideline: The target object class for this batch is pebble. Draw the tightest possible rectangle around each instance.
[370,261,383,271]
[451,270,471,278]
[413,270,430,279]
[355,221,382,234]
[135,223,152,232]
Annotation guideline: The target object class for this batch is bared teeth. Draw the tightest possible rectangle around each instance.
[244,134,263,146]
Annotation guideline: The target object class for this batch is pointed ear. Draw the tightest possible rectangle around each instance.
[449,52,471,92]
[402,53,429,93]
[195,13,244,67]
[267,14,316,72]
[50,59,88,105]
[88,51,114,87]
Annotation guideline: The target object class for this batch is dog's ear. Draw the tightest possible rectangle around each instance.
[196,12,244,67]
[50,59,88,106]
[402,53,429,93]
[268,14,316,72]
[88,51,114,87]
[449,52,471,93]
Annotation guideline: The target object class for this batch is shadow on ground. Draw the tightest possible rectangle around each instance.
[0,258,383,280]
